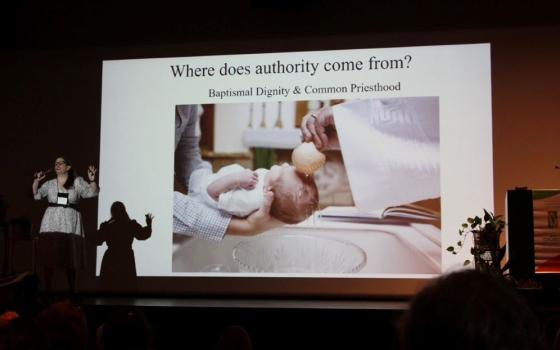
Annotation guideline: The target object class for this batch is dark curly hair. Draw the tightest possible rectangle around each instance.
[56,156,76,190]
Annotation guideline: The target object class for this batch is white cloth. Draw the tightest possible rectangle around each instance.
[333,98,440,211]
[189,163,269,218]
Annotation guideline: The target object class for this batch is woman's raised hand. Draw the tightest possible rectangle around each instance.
[145,213,154,226]
[87,165,97,182]
[33,171,46,183]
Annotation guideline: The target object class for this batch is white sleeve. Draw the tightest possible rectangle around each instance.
[215,164,246,176]
[217,167,266,217]
[218,189,262,218]
[34,181,49,200]
[333,98,440,210]
[75,176,99,199]
[188,161,219,209]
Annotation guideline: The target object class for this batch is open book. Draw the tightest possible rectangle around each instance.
[318,204,440,223]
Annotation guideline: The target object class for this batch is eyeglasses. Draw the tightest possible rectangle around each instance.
[54,161,67,166]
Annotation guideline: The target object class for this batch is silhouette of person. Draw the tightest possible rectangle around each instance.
[97,202,152,291]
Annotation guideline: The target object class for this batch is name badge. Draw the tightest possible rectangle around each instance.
[57,192,69,205]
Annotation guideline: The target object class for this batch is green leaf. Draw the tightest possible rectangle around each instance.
[467,218,474,224]
[446,246,455,252]
[462,223,468,228]
[464,260,471,266]
[483,209,491,222]
[457,241,462,246]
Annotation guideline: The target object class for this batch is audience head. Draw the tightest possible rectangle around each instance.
[35,300,88,350]
[399,269,545,350]
[0,311,20,329]
[215,325,253,350]
[97,307,153,350]
[2,316,47,350]
[0,311,19,349]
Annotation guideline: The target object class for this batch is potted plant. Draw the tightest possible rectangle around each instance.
[447,209,506,275]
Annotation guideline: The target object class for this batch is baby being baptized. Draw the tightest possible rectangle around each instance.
[189,162,318,224]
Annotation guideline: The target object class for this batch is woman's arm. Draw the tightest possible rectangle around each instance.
[134,214,153,240]
[32,171,46,200]
[77,166,99,199]
[89,181,99,194]
[87,165,99,194]
[94,222,108,246]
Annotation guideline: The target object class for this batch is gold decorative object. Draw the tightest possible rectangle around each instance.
[292,142,326,175]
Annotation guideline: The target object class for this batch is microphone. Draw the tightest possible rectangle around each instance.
[35,168,53,179]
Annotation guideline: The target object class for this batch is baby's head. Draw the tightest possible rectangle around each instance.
[266,163,319,224]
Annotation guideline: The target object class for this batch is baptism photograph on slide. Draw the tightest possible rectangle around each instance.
[172,97,442,275]
[98,44,491,280]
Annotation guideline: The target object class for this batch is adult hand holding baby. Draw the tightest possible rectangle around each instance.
[248,186,283,232]
[228,186,283,236]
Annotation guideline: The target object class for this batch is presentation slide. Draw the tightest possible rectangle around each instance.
[98,44,493,281]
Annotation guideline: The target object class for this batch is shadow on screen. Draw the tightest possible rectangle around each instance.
[94,201,152,292]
